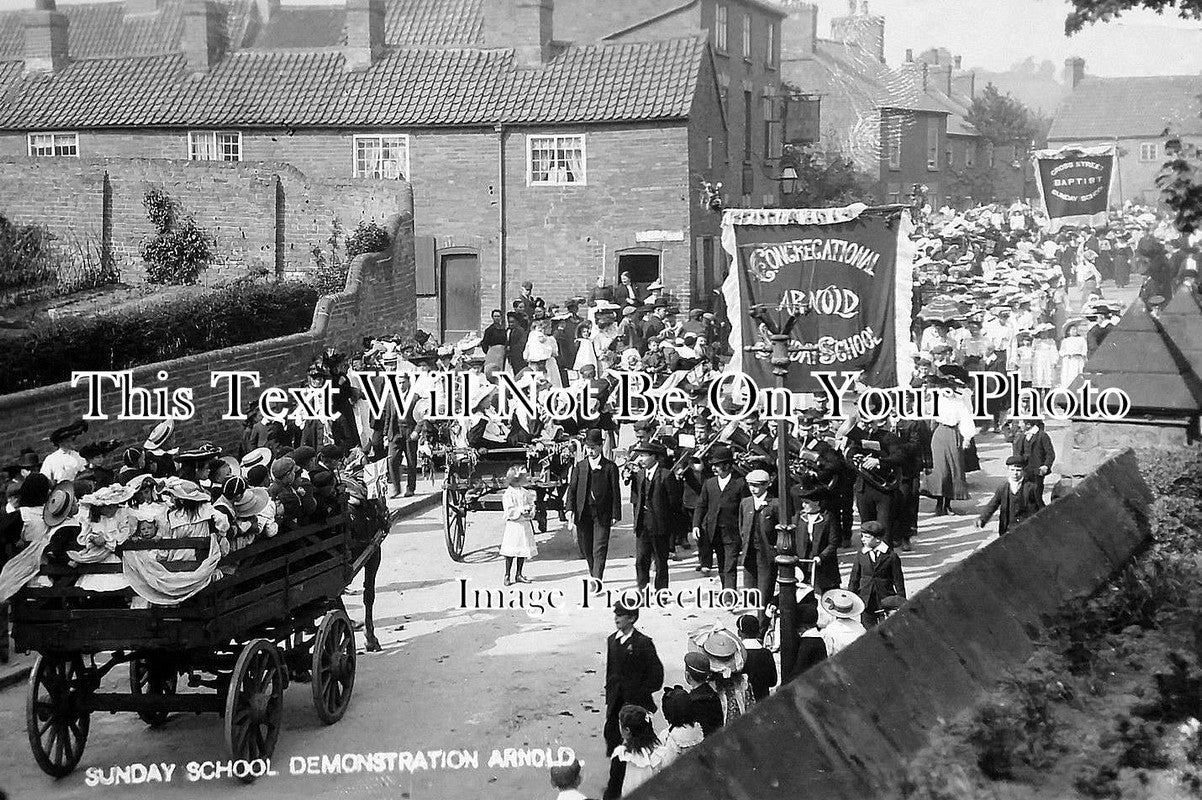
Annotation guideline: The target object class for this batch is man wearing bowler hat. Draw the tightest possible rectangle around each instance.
[691,443,747,587]
[630,440,676,590]
[565,429,622,580]
[739,469,779,623]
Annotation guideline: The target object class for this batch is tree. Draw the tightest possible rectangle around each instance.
[1064,0,1202,34]
[965,84,1039,146]
[779,146,876,208]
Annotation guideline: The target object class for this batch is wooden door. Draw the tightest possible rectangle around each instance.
[440,252,480,343]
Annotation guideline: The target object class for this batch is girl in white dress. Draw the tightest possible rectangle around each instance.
[499,466,537,585]
[70,483,138,592]
[1058,319,1089,388]
[611,705,664,796]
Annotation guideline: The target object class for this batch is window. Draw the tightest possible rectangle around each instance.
[27,132,78,157]
[188,131,242,162]
[946,144,954,169]
[741,14,752,60]
[766,22,777,68]
[1139,142,1159,162]
[987,142,996,168]
[714,4,727,52]
[707,136,714,170]
[353,134,410,179]
[926,117,939,170]
[886,120,901,171]
[886,183,901,204]
[966,144,975,168]
[743,91,753,160]
[762,95,779,160]
[527,134,586,185]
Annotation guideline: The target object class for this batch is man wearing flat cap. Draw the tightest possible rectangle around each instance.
[977,455,1042,536]
[739,469,779,624]
[630,441,677,590]
[847,521,905,627]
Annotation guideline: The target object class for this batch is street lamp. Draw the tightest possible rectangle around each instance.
[777,164,799,197]
[746,301,815,679]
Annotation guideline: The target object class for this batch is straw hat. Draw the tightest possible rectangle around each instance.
[234,486,269,518]
[142,420,178,455]
[820,589,866,620]
[43,487,76,527]
[161,478,209,502]
[699,628,746,679]
[240,447,273,471]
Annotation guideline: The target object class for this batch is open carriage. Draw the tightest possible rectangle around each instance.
[11,512,386,781]
[439,441,576,561]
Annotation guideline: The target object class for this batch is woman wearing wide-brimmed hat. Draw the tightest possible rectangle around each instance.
[817,589,867,656]
[41,420,89,484]
[158,478,230,563]
[689,627,754,726]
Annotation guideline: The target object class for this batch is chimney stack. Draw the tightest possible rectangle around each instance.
[921,62,928,92]
[905,48,912,62]
[182,0,222,74]
[782,3,818,60]
[125,0,161,15]
[953,54,961,70]
[1064,56,1085,88]
[254,0,279,23]
[23,0,69,74]
[830,3,884,64]
[344,0,385,71]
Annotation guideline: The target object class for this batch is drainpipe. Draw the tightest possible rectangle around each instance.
[496,122,507,314]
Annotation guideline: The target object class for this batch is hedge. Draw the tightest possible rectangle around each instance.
[1,278,319,394]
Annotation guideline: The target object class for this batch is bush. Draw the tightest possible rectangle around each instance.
[345,221,391,260]
[0,215,117,305]
[141,189,213,285]
[0,277,318,394]
[311,219,391,296]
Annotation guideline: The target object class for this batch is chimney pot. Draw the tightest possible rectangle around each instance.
[1064,56,1085,88]
[905,47,912,62]
[344,0,385,71]
[182,0,221,74]
[953,54,962,69]
[23,0,69,74]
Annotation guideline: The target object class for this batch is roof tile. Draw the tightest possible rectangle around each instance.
[1048,75,1202,141]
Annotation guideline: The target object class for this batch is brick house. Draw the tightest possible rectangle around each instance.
[0,0,736,338]
[1048,59,1202,207]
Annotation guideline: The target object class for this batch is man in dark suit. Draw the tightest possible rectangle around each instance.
[890,414,930,551]
[630,441,677,590]
[847,521,906,627]
[565,429,622,580]
[846,418,905,546]
[691,444,747,588]
[604,602,663,800]
[737,614,777,701]
[977,456,1043,535]
[505,311,528,373]
[1012,417,1054,503]
[738,469,779,624]
[793,483,840,593]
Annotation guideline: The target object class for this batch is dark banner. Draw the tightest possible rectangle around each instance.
[1033,146,1114,231]
[721,206,911,393]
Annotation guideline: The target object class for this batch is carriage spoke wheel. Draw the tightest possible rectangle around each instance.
[26,654,91,778]
[311,610,356,724]
[223,640,284,783]
[443,488,467,561]
[130,657,179,728]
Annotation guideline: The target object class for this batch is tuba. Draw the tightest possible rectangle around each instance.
[849,439,900,493]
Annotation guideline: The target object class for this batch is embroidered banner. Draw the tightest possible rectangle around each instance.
[1033,145,1115,232]
[720,204,913,392]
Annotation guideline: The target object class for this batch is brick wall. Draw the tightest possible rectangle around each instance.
[0,156,406,284]
[878,109,946,206]
[0,204,416,466]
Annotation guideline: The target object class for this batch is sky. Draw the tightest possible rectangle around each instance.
[808,0,1202,77]
[0,0,1198,78]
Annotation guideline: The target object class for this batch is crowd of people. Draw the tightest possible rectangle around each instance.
[1,197,1197,797]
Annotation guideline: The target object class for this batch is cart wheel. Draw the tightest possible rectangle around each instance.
[26,653,91,778]
[443,487,467,561]
[130,657,179,728]
[311,609,356,724]
[223,640,284,783]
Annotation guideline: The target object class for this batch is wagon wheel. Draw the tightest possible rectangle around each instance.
[26,653,91,778]
[223,640,284,782]
[311,609,356,724]
[130,657,179,728]
[443,486,467,561]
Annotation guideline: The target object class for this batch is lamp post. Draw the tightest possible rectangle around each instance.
[747,302,814,679]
